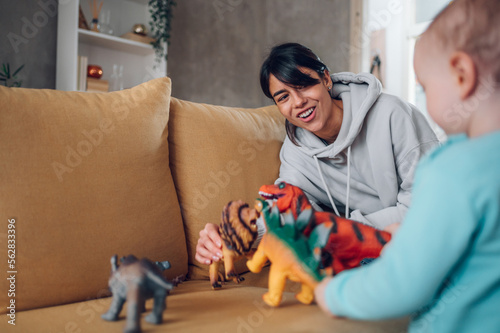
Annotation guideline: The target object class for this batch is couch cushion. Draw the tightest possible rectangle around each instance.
[168,97,286,280]
[0,78,188,313]
[4,281,409,332]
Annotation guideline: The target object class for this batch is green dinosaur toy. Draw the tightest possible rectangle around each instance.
[246,199,333,307]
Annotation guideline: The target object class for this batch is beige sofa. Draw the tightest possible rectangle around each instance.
[0,78,408,332]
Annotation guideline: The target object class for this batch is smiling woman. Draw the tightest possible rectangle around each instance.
[268,68,343,145]
[260,44,342,145]
[258,43,439,228]
[195,43,440,267]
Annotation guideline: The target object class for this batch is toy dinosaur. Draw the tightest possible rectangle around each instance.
[246,198,331,307]
[209,200,259,289]
[258,182,392,276]
[246,182,392,307]
[102,255,174,333]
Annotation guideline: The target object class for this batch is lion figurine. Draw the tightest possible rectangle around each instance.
[209,200,259,289]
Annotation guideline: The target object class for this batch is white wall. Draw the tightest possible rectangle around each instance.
[362,0,410,99]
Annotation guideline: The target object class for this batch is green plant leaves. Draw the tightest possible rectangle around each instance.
[12,64,25,77]
[148,0,177,63]
[0,63,24,87]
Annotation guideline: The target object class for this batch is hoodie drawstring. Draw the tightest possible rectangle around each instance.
[313,145,352,219]
[345,146,351,219]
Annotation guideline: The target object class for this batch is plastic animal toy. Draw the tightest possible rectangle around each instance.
[246,198,331,307]
[246,182,392,307]
[209,200,259,289]
[258,182,392,275]
[102,255,174,333]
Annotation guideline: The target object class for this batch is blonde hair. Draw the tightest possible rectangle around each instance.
[426,0,500,83]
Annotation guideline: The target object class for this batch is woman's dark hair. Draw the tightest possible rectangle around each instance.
[260,43,329,145]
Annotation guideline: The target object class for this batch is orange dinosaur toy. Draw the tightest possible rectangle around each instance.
[258,182,392,276]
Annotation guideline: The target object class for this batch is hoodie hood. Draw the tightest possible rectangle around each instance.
[294,72,382,160]
[289,72,383,219]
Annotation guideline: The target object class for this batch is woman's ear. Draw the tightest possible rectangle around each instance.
[449,51,478,100]
[322,69,332,88]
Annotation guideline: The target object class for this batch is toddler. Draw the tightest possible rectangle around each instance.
[314,0,500,332]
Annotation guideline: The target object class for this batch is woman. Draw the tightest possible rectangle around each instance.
[195,43,438,266]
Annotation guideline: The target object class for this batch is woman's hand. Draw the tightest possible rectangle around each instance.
[195,223,223,265]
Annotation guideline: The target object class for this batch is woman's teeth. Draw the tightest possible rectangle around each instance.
[299,107,314,118]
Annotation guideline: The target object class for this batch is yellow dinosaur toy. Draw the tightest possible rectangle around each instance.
[246,198,332,307]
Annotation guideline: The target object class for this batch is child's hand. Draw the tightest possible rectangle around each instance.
[195,223,223,265]
[314,276,337,317]
[384,222,401,234]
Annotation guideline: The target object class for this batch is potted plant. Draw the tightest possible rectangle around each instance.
[0,63,24,87]
[148,0,176,64]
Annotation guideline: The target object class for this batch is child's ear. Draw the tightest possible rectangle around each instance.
[450,51,478,100]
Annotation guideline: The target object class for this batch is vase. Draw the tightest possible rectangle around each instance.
[90,18,100,32]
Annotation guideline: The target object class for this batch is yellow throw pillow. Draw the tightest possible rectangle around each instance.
[168,97,286,280]
[0,78,188,312]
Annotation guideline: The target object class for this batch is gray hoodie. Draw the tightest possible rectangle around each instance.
[276,72,439,229]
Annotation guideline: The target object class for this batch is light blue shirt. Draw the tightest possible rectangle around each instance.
[324,131,500,333]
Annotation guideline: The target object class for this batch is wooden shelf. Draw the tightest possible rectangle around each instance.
[78,29,154,55]
[56,0,165,91]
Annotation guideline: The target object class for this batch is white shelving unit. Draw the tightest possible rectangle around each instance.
[56,0,166,91]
